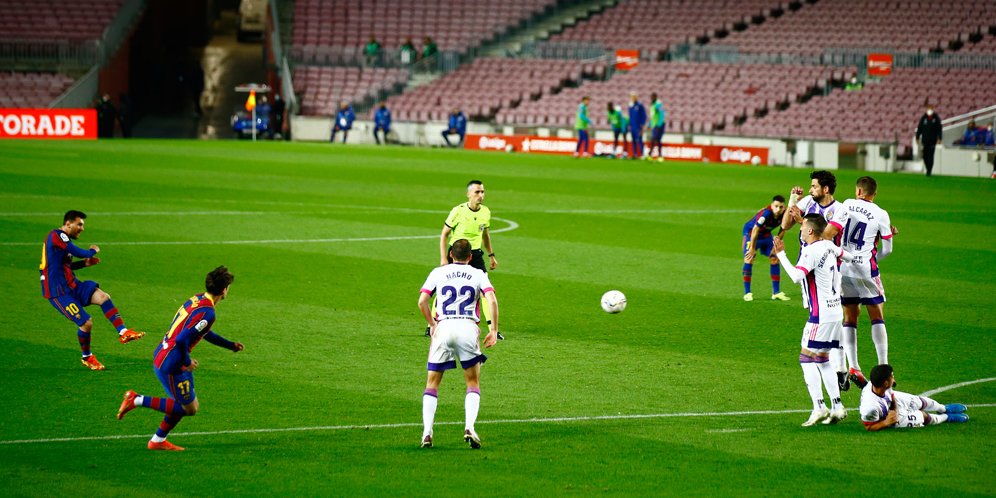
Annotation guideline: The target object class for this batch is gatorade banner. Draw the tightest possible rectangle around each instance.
[0,109,97,139]
[867,53,893,76]
[465,134,768,165]
[615,49,640,71]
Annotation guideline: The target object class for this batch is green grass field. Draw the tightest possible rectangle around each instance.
[0,140,993,497]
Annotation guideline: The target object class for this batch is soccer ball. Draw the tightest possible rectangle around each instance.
[600,290,627,313]
[505,144,514,152]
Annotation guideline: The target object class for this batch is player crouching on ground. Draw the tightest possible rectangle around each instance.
[116,266,244,451]
[860,364,968,431]
[418,239,500,449]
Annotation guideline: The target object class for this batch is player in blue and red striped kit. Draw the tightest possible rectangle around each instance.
[40,210,145,370]
[742,196,790,302]
[117,266,244,451]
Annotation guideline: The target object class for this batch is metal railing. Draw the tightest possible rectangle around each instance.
[671,43,996,71]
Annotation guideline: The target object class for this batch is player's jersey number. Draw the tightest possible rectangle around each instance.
[177,380,191,396]
[440,285,476,316]
[843,219,867,250]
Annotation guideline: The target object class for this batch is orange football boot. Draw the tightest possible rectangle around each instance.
[117,390,138,420]
[147,440,185,451]
[119,329,145,344]
[81,355,105,370]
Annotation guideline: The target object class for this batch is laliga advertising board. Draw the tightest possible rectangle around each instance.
[0,109,97,139]
[466,134,769,165]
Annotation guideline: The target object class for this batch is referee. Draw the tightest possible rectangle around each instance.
[435,180,502,339]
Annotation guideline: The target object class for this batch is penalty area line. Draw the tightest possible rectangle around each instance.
[2,403,993,446]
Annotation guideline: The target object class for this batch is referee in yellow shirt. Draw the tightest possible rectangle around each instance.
[434,180,502,339]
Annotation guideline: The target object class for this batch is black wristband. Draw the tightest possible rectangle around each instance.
[488,253,495,257]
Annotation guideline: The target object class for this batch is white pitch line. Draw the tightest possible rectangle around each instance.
[0,217,520,247]
[2,403,994,446]
[541,209,741,214]
[919,377,996,398]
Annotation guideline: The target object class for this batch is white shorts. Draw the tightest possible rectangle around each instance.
[892,391,926,428]
[840,275,886,305]
[427,319,487,371]
[800,321,841,353]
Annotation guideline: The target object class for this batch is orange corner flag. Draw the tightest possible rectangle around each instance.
[245,89,256,111]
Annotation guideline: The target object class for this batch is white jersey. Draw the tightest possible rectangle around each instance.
[420,263,494,323]
[795,239,844,324]
[795,195,842,247]
[859,383,893,426]
[830,198,892,278]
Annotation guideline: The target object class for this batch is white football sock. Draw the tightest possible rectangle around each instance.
[927,413,948,425]
[134,395,145,406]
[801,362,826,411]
[150,434,166,443]
[919,396,944,413]
[829,347,847,373]
[817,361,843,410]
[871,322,888,364]
[465,390,481,431]
[422,393,437,437]
[842,325,859,372]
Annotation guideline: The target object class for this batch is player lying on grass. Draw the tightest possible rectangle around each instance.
[860,364,968,431]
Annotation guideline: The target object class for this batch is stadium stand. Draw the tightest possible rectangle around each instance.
[959,32,996,54]
[290,0,557,56]
[294,66,409,116]
[548,0,791,60]
[383,57,599,121]
[0,71,75,108]
[718,0,996,55]
[0,0,123,41]
[734,67,995,147]
[498,61,848,133]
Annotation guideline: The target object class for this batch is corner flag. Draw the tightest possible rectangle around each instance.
[245,89,256,111]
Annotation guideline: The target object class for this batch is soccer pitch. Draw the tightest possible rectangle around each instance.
[0,140,992,496]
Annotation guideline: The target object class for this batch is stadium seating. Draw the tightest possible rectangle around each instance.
[498,61,847,133]
[549,0,790,60]
[291,0,557,55]
[959,32,996,53]
[733,67,995,143]
[294,66,409,116]
[718,0,996,55]
[0,71,75,108]
[0,0,123,41]
[384,58,599,121]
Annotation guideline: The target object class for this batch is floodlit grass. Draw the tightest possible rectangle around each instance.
[0,140,993,496]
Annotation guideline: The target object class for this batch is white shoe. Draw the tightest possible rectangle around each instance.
[743,293,753,302]
[802,408,831,427]
[771,292,791,301]
[464,429,481,449]
[822,407,847,425]
[420,434,432,448]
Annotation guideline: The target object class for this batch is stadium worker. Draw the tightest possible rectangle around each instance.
[418,239,500,449]
[330,101,355,144]
[270,93,286,139]
[40,210,145,370]
[441,107,467,147]
[574,96,592,157]
[607,102,628,155]
[364,36,381,66]
[823,176,894,389]
[742,195,790,302]
[915,104,942,176]
[773,215,855,427]
[859,364,968,431]
[117,266,245,451]
[627,92,647,159]
[437,180,502,339]
[779,170,848,389]
[373,101,392,145]
[647,92,666,158]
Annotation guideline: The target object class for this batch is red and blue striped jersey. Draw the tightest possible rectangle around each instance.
[742,206,782,237]
[39,229,96,299]
[153,293,221,372]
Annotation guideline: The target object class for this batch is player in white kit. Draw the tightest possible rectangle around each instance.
[417,239,500,449]
[773,214,855,426]
[825,176,894,389]
[778,171,852,390]
[859,364,968,431]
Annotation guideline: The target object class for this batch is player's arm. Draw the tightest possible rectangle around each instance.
[773,238,807,284]
[69,257,100,270]
[779,187,805,238]
[744,224,762,263]
[864,410,898,431]
[439,224,453,266]
[482,289,498,348]
[482,228,498,270]
[204,331,244,352]
[65,239,98,259]
[417,289,437,335]
[877,217,894,261]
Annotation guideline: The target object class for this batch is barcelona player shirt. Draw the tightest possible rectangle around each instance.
[39,229,96,299]
[153,293,235,373]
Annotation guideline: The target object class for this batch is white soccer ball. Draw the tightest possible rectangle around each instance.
[505,144,514,152]
[600,290,627,313]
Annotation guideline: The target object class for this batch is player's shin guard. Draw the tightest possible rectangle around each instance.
[770,264,781,294]
[77,328,91,356]
[465,388,480,431]
[815,358,842,410]
[151,414,182,442]
[918,396,944,413]
[140,396,188,417]
[422,388,438,437]
[742,264,753,294]
[99,300,126,333]
[871,320,888,364]
[925,413,948,425]
[800,356,826,410]
[829,347,847,373]
[842,323,859,372]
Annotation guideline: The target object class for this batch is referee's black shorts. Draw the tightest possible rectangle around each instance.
[448,248,487,272]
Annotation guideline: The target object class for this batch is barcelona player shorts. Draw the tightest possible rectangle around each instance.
[48,280,100,327]
[156,368,197,405]
[743,235,774,258]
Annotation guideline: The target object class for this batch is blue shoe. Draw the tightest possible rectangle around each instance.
[945,403,967,414]
[946,413,969,423]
